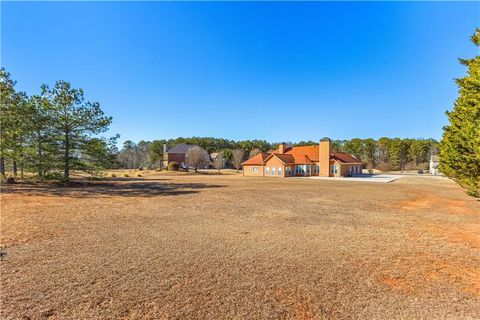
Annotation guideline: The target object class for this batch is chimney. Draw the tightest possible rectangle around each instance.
[278,142,286,154]
[319,138,331,177]
[163,143,167,154]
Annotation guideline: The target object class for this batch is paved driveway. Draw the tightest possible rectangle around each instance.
[301,174,404,183]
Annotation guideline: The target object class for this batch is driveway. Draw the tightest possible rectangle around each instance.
[300,174,404,183]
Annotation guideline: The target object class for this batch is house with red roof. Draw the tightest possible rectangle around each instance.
[242,138,363,178]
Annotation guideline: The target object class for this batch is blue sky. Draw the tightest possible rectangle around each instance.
[2,1,479,144]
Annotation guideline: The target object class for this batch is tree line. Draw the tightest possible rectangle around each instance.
[0,68,116,181]
[3,26,478,200]
[116,136,439,172]
[0,67,440,180]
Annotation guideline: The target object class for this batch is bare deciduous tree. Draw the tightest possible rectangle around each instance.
[186,146,207,173]
[232,149,245,172]
[213,151,224,173]
[249,148,262,159]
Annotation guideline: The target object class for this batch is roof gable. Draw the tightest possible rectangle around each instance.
[285,145,319,163]
[242,152,270,165]
[167,143,194,154]
[264,153,295,164]
[331,152,362,164]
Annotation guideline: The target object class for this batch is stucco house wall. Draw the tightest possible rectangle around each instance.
[264,156,285,177]
[243,165,265,177]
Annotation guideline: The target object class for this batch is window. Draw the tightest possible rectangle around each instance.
[253,167,259,174]
[272,167,276,175]
[330,165,338,174]
[296,165,309,175]
[314,165,319,174]
[265,167,270,175]
[295,165,303,174]
[278,167,282,176]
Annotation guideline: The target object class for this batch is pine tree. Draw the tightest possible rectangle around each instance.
[440,29,480,197]
[42,81,112,179]
[0,68,30,178]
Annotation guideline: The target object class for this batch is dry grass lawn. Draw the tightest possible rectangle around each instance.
[1,173,479,319]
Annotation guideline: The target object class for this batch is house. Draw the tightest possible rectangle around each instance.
[242,138,363,178]
[164,143,210,169]
[210,152,227,168]
[429,155,440,175]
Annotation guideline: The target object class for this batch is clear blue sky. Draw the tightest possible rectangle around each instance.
[2,1,479,144]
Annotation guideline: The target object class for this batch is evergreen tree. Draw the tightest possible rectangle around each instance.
[0,68,30,178]
[42,81,112,179]
[440,29,480,197]
[24,95,56,177]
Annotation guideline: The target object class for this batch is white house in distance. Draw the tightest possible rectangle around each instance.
[429,155,440,175]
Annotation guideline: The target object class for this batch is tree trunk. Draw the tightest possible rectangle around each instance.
[13,160,17,177]
[0,156,5,178]
[64,133,70,179]
[37,133,44,177]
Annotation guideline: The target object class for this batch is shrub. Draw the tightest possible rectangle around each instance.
[5,177,15,184]
[137,174,142,177]
[43,172,65,181]
[368,169,374,174]
[377,162,394,172]
[111,173,116,177]
[168,162,179,171]
[123,173,129,177]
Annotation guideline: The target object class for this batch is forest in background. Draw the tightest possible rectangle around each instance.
[116,137,439,172]
[1,66,440,179]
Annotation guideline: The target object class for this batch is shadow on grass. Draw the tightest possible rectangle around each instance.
[1,180,225,198]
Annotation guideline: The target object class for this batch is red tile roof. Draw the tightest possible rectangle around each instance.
[271,154,295,164]
[331,152,362,164]
[242,152,270,165]
[285,145,319,163]
[242,146,362,166]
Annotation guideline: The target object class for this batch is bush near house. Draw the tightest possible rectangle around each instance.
[168,162,179,171]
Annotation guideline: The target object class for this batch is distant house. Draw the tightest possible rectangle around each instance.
[210,152,227,168]
[429,155,440,175]
[165,143,210,169]
[242,138,362,178]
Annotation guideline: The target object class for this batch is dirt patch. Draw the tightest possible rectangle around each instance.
[1,174,479,319]
[391,192,477,215]
[422,223,480,250]
[379,276,415,293]
[426,260,480,297]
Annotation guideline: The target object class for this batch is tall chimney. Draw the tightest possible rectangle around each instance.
[163,143,167,154]
[319,138,331,177]
[278,142,286,154]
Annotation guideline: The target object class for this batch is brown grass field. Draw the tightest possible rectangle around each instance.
[1,172,479,319]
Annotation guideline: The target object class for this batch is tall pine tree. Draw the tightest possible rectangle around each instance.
[41,81,112,179]
[440,29,480,197]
